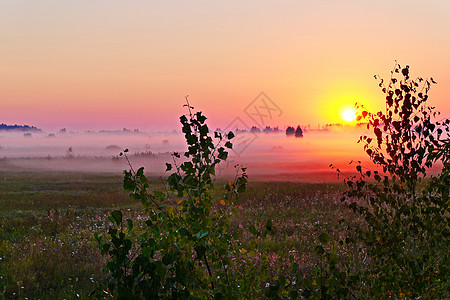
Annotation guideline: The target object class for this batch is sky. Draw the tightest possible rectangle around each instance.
[1,0,449,132]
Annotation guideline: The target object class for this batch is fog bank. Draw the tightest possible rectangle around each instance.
[2,128,436,182]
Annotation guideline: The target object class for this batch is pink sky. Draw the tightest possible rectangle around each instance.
[1,1,449,132]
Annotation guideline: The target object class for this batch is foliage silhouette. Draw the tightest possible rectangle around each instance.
[286,126,295,136]
[294,126,303,138]
[93,98,276,299]
[340,63,450,298]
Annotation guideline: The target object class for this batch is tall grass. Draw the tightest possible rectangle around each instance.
[0,172,354,298]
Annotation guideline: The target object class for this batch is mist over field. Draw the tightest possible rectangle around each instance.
[0,127,381,181]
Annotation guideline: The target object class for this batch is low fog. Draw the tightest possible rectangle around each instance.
[0,127,398,182]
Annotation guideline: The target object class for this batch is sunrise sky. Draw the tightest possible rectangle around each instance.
[1,0,449,132]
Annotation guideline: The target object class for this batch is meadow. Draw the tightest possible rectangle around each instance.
[1,66,448,299]
[0,170,357,299]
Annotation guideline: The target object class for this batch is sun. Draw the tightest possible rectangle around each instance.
[342,108,356,122]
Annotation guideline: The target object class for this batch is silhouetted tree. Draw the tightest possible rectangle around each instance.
[0,123,42,132]
[295,126,303,137]
[286,126,295,136]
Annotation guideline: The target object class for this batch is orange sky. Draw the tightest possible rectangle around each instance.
[1,1,449,132]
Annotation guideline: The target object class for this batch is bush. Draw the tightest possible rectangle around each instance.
[341,64,449,298]
[93,100,272,299]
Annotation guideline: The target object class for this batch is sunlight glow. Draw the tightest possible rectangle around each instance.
[342,108,356,122]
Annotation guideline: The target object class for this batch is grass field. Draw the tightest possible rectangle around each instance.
[0,171,128,299]
[0,170,360,299]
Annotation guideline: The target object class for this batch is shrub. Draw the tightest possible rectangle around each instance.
[342,64,449,298]
[93,100,269,299]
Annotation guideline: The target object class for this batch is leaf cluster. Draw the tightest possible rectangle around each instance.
[341,64,450,298]
[92,98,271,299]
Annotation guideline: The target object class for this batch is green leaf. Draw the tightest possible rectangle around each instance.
[123,170,136,191]
[218,150,228,160]
[315,245,325,255]
[249,225,258,236]
[290,262,299,272]
[102,244,111,254]
[165,163,172,171]
[194,245,206,259]
[126,219,133,232]
[318,232,329,245]
[196,111,207,123]
[142,246,154,257]
[110,210,122,225]
[197,230,209,239]
[265,219,273,231]
[200,125,209,136]
[178,228,190,236]
[227,131,235,139]
[136,167,144,177]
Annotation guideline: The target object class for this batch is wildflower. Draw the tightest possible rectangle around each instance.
[219,200,226,206]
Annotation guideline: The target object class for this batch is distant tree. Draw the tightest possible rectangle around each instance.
[286,126,295,136]
[250,126,261,133]
[0,123,42,132]
[295,126,303,137]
